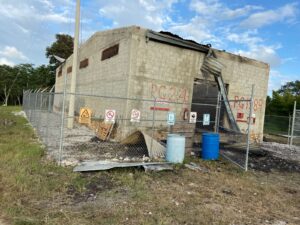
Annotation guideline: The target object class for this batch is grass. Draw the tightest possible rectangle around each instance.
[0,106,85,224]
[0,106,300,225]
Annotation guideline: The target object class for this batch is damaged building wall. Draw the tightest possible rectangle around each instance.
[123,27,205,137]
[54,26,269,142]
[54,27,135,124]
[213,50,269,141]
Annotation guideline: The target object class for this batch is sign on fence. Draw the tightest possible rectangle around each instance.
[203,114,210,125]
[79,107,92,124]
[130,109,141,122]
[189,112,197,123]
[105,109,116,123]
[167,112,176,125]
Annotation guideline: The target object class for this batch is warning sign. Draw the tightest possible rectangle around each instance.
[203,114,210,126]
[130,109,141,122]
[105,109,116,123]
[79,107,92,124]
[167,112,175,125]
[189,112,197,123]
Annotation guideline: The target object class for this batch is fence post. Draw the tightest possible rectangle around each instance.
[58,74,68,165]
[33,91,38,128]
[150,98,156,158]
[288,114,291,145]
[24,90,28,112]
[46,92,52,147]
[245,84,254,171]
[28,91,32,121]
[215,92,221,133]
[290,101,297,146]
[37,92,43,135]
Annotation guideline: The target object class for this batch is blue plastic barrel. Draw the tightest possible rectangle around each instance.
[166,134,185,163]
[202,133,220,160]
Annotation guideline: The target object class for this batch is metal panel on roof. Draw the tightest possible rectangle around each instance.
[146,30,210,53]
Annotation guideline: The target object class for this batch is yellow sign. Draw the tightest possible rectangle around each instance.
[79,107,92,124]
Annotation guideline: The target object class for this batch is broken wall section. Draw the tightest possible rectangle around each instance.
[214,50,269,141]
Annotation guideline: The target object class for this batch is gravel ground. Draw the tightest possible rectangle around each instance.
[260,142,300,162]
[220,141,300,172]
[23,110,149,166]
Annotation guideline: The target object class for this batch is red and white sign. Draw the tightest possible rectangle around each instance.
[130,109,141,122]
[105,109,116,123]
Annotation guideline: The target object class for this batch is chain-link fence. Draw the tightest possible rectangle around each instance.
[263,115,291,144]
[263,102,300,146]
[22,87,255,170]
[264,115,290,136]
[218,95,256,171]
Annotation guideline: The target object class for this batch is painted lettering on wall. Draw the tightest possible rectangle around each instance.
[150,83,189,103]
[231,96,263,112]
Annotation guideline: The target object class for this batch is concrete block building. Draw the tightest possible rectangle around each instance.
[54,26,269,142]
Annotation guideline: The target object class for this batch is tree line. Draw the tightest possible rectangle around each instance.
[265,80,300,116]
[0,34,73,106]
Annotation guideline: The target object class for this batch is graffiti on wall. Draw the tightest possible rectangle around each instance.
[150,83,189,103]
[231,96,263,112]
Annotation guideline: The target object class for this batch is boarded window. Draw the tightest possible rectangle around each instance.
[58,67,62,77]
[67,66,72,73]
[101,44,119,61]
[79,58,89,69]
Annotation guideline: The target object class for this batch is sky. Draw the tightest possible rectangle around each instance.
[0,0,299,95]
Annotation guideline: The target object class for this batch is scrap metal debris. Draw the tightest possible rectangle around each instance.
[121,130,166,158]
[73,160,171,172]
[184,162,209,173]
[143,164,173,172]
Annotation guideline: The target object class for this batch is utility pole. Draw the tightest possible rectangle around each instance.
[67,0,80,129]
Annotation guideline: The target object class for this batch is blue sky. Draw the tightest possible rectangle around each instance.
[0,0,299,95]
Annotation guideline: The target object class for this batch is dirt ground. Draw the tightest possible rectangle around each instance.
[20,160,300,225]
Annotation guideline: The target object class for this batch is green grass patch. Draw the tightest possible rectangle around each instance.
[0,106,83,224]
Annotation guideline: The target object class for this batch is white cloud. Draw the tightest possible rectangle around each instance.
[98,0,178,30]
[240,2,298,28]
[227,30,263,46]
[41,12,74,23]
[168,16,215,43]
[0,57,15,66]
[39,0,54,10]
[0,1,74,24]
[226,31,282,67]
[190,0,262,20]
[268,70,299,94]
[0,46,28,60]
[236,44,281,67]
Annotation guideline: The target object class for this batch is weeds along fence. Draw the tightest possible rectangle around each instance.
[22,89,255,171]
